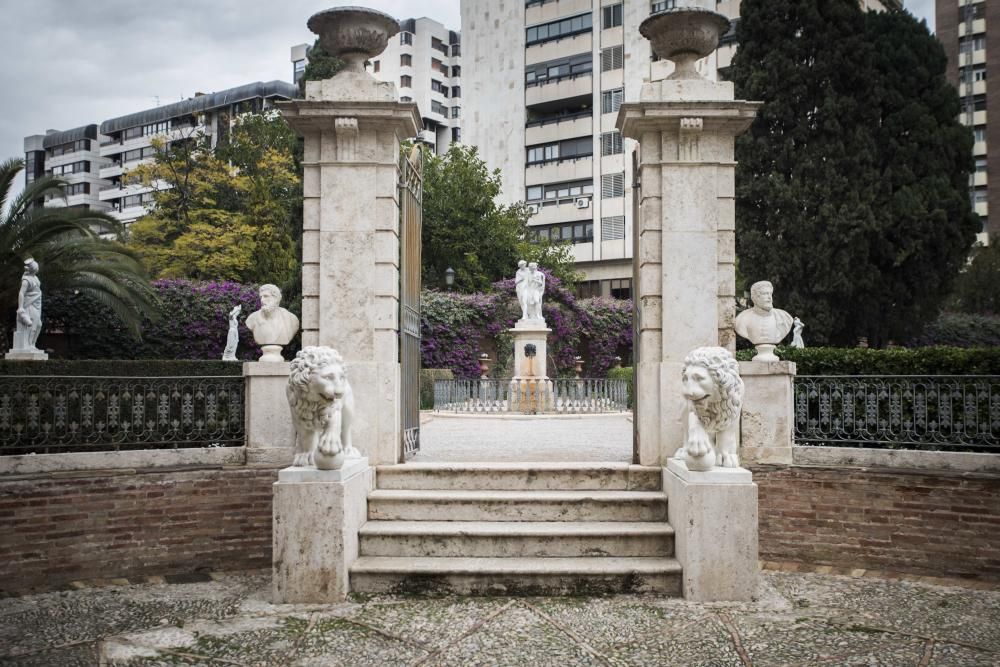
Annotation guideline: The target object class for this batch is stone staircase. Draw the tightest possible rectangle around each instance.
[350,463,682,595]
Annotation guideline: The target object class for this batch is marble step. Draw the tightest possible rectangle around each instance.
[350,556,682,596]
[375,462,661,491]
[359,520,675,558]
[367,489,668,522]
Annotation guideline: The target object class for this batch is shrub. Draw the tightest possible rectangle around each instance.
[907,312,1000,348]
[735,346,1000,375]
[419,368,454,409]
[607,366,634,409]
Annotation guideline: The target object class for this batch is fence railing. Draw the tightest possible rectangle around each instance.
[794,375,1000,452]
[0,376,245,455]
[434,378,629,414]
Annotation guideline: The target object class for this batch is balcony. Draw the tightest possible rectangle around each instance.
[526,32,592,67]
[526,72,593,108]
[525,155,593,186]
[958,19,986,38]
[526,0,591,25]
[99,164,123,179]
[528,197,594,226]
[525,112,592,145]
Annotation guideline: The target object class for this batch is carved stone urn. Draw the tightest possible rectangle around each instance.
[640,7,731,80]
[306,6,400,73]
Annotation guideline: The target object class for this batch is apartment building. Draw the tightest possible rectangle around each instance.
[937,0,994,243]
[292,17,462,154]
[23,81,298,226]
[462,0,903,299]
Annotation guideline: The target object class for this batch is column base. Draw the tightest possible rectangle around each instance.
[5,350,48,361]
[664,458,758,602]
[272,461,373,604]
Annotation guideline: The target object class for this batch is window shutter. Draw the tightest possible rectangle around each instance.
[601,215,625,241]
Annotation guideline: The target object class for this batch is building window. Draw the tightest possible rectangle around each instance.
[452,65,461,77]
[651,0,676,13]
[64,182,91,196]
[959,65,987,84]
[958,4,985,22]
[602,215,625,241]
[975,157,988,173]
[49,160,90,176]
[432,36,449,54]
[602,172,625,199]
[525,53,592,85]
[293,59,306,82]
[431,79,447,95]
[601,131,623,156]
[601,88,624,114]
[576,280,601,298]
[452,106,461,118]
[533,221,593,244]
[527,185,543,201]
[601,45,624,72]
[602,3,623,28]
[401,96,413,102]
[609,278,632,300]
[452,127,461,143]
[401,75,412,88]
[974,126,986,143]
[400,31,413,45]
[526,13,592,46]
[452,86,461,98]
[451,43,461,57]
[401,54,412,67]
[537,179,593,201]
[431,100,448,116]
[49,139,91,157]
[122,146,157,164]
[958,35,986,54]
[527,137,592,165]
[373,60,380,73]
[972,188,988,204]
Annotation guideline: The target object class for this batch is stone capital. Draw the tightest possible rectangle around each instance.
[617,101,761,141]
[279,100,421,140]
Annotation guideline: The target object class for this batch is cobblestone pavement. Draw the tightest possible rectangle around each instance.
[416,414,633,462]
[1,570,998,666]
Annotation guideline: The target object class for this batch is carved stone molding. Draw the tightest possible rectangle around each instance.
[678,117,703,161]
[334,117,359,161]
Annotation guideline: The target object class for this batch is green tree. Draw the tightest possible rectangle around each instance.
[0,158,158,339]
[420,144,577,292]
[731,0,977,346]
[127,111,301,287]
[297,40,344,96]
[948,238,1000,315]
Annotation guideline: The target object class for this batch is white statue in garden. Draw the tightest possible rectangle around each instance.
[515,260,530,320]
[222,304,242,361]
[525,262,546,321]
[734,280,793,362]
[674,346,745,472]
[286,346,358,470]
[13,258,43,353]
[246,284,299,362]
[791,317,805,349]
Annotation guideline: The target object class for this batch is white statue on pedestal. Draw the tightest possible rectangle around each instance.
[791,317,805,349]
[674,347,745,471]
[246,284,299,362]
[515,260,530,321]
[524,262,546,322]
[222,305,241,361]
[734,280,793,362]
[7,258,47,360]
[286,346,359,470]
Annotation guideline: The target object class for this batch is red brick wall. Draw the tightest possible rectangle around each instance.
[753,465,1000,581]
[0,467,278,593]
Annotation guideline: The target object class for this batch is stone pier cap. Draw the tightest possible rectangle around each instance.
[617,101,761,140]
[278,99,421,137]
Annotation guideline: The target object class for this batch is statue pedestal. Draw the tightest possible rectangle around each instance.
[272,460,373,603]
[5,350,47,361]
[510,321,550,379]
[739,361,796,465]
[664,459,758,601]
[243,362,294,465]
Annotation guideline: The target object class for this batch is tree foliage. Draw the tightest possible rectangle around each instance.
[297,40,345,96]
[0,157,158,340]
[731,0,978,346]
[127,111,301,288]
[947,238,1000,315]
[420,144,578,292]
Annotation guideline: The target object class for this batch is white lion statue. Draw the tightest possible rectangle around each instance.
[286,346,358,469]
[674,346,745,471]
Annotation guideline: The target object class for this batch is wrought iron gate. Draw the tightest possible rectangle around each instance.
[399,145,423,460]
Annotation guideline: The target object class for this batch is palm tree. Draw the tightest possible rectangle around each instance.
[0,157,159,340]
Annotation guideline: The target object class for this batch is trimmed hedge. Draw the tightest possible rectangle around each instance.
[0,360,243,377]
[420,368,454,410]
[736,346,1000,375]
[607,366,634,409]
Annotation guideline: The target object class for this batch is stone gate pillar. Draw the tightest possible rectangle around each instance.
[618,12,760,466]
[280,11,420,466]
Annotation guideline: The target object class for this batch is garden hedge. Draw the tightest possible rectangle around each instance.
[607,366,634,409]
[735,346,1000,375]
[0,360,243,377]
[420,368,454,410]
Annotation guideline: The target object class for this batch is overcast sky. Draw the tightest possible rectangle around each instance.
[0,0,932,197]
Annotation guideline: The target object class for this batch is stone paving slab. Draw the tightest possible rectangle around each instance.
[416,414,633,463]
[0,571,998,666]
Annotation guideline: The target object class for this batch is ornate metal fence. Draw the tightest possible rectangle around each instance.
[434,378,629,415]
[794,375,1000,452]
[0,375,245,455]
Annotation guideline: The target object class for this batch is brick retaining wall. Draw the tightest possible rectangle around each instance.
[2,463,998,593]
[0,467,278,594]
[753,465,1000,581]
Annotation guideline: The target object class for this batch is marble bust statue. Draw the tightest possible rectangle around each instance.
[246,284,299,362]
[734,280,793,362]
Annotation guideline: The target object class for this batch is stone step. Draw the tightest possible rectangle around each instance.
[375,462,662,491]
[359,521,674,558]
[367,489,668,522]
[350,556,682,596]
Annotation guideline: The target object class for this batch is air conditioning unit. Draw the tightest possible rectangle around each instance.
[574,197,591,209]
[526,203,540,215]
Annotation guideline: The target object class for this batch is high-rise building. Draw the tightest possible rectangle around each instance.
[937,0,994,243]
[23,81,298,227]
[462,0,903,299]
[292,16,462,154]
